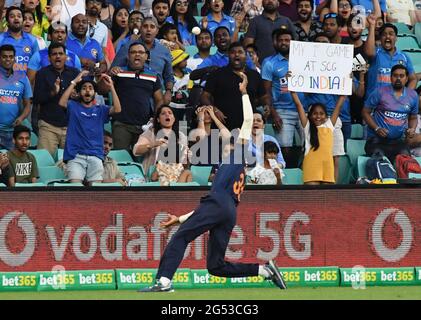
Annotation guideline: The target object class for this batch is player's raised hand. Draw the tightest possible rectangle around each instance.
[160,214,180,229]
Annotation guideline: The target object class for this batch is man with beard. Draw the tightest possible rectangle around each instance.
[114,10,145,53]
[152,0,171,28]
[187,29,213,72]
[363,65,418,163]
[111,17,173,105]
[190,26,254,81]
[365,23,417,96]
[0,6,39,75]
[33,43,80,156]
[244,0,295,63]
[322,12,342,44]
[107,42,164,150]
[294,0,323,42]
[86,0,109,54]
[0,45,32,151]
[66,14,107,76]
[201,42,266,130]
[261,28,305,167]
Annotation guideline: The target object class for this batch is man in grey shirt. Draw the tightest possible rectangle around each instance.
[243,0,295,63]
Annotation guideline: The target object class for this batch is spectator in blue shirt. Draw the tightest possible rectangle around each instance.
[351,0,387,14]
[365,23,417,95]
[200,0,237,38]
[112,17,174,105]
[66,14,107,76]
[0,45,33,150]
[261,27,304,167]
[0,6,39,76]
[114,10,145,54]
[166,0,199,45]
[27,22,82,87]
[363,65,419,163]
[59,70,121,185]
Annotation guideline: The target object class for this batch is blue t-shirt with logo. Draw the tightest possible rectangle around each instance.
[66,33,104,64]
[367,47,415,95]
[202,13,236,36]
[28,48,82,71]
[64,100,110,161]
[0,68,32,130]
[261,53,305,111]
[365,86,419,139]
[0,31,39,75]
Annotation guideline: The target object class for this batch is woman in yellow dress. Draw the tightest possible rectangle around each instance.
[291,91,346,185]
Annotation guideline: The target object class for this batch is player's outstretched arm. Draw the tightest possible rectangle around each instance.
[160,211,195,229]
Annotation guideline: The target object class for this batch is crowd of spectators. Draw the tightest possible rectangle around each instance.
[0,0,421,187]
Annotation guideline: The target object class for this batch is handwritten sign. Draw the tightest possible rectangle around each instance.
[288,41,354,95]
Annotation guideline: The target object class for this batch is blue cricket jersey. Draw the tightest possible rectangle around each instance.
[365,86,419,139]
[0,31,39,75]
[66,33,104,64]
[261,53,305,111]
[202,13,236,36]
[306,93,351,123]
[28,48,82,71]
[165,16,196,46]
[0,67,32,130]
[197,50,255,70]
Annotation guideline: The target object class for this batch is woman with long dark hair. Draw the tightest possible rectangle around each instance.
[21,0,50,38]
[110,6,130,50]
[166,0,199,45]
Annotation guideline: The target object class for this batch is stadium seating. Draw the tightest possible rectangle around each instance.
[91,182,124,187]
[402,49,421,73]
[104,122,112,133]
[264,124,276,138]
[396,35,420,50]
[169,181,201,186]
[15,182,46,187]
[350,124,364,139]
[282,168,304,185]
[117,162,145,177]
[37,166,66,184]
[130,181,161,186]
[52,182,84,187]
[346,139,366,166]
[55,148,64,162]
[415,157,421,166]
[409,173,421,179]
[357,156,370,178]
[191,165,212,185]
[30,133,38,148]
[0,183,6,187]
[393,22,412,35]
[108,149,133,162]
[414,22,421,47]
[337,155,352,184]
[28,149,55,167]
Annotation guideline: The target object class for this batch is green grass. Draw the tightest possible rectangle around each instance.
[1,286,421,300]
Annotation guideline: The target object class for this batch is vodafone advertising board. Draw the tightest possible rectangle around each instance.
[0,188,420,271]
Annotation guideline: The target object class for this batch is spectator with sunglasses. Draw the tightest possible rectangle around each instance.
[322,12,342,43]
[86,0,109,56]
[166,0,200,45]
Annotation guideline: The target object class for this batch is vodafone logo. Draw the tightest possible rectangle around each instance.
[0,212,36,267]
[372,208,413,262]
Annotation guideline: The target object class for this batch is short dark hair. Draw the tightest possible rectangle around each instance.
[76,79,97,93]
[264,141,280,154]
[48,42,66,56]
[128,42,149,58]
[6,6,23,22]
[272,27,294,40]
[296,0,313,9]
[312,31,330,42]
[48,21,68,35]
[323,12,340,25]
[214,26,230,36]
[391,64,409,77]
[160,22,177,35]
[245,43,258,53]
[228,41,245,52]
[13,125,31,139]
[195,28,212,42]
[129,10,145,20]
[104,130,112,138]
[0,44,15,56]
[152,0,170,8]
[23,10,35,20]
[379,23,398,36]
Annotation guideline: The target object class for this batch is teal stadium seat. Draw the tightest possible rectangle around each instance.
[108,149,133,162]
[396,35,420,51]
[346,139,366,166]
[357,156,371,178]
[186,45,198,56]
[38,166,66,184]
[15,182,46,187]
[55,148,64,162]
[169,182,201,186]
[393,22,412,35]
[337,155,352,184]
[402,49,421,73]
[130,181,161,186]
[30,132,38,148]
[117,162,146,180]
[282,168,303,185]
[350,123,364,139]
[414,22,421,48]
[0,183,6,187]
[28,149,55,166]
[191,165,212,185]
[409,173,421,179]
[53,182,84,187]
[91,182,124,187]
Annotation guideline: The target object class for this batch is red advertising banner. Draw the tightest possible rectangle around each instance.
[0,187,420,272]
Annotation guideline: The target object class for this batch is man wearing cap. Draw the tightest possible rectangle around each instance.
[243,0,295,63]
[365,22,417,95]
[105,42,165,151]
[171,49,193,121]
[27,22,82,87]
[111,17,174,105]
